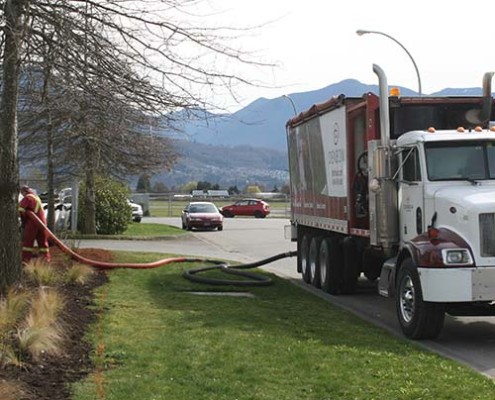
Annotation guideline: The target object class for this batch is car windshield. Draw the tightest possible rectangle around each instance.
[189,204,217,213]
[425,140,495,181]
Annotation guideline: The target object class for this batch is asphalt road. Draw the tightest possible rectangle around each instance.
[77,216,495,379]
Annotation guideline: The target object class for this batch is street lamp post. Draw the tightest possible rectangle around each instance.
[356,29,422,96]
[283,94,298,115]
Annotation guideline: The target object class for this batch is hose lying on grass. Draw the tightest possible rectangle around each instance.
[26,210,297,286]
[182,251,297,286]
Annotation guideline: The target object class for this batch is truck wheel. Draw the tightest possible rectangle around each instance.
[342,237,360,294]
[309,237,322,288]
[300,234,311,283]
[320,238,343,294]
[396,258,445,340]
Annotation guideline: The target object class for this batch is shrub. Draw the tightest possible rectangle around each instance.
[78,176,132,235]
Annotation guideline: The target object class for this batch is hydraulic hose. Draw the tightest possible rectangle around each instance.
[182,251,297,286]
[27,210,191,269]
[26,210,297,286]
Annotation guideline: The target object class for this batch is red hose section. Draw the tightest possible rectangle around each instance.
[26,210,202,270]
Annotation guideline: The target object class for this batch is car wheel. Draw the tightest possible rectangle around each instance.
[134,217,142,223]
[223,210,233,218]
[254,211,263,218]
[396,258,445,339]
[218,225,223,231]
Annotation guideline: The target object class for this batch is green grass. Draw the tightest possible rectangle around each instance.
[72,251,495,400]
[122,222,184,237]
[70,223,184,240]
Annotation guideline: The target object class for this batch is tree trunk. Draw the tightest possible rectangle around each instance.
[46,110,55,230]
[0,0,27,294]
[42,51,55,231]
[83,138,97,234]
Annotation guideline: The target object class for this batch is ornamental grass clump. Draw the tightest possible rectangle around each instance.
[0,379,30,400]
[0,289,31,367]
[23,259,61,286]
[65,263,95,285]
[16,287,66,361]
[0,288,30,333]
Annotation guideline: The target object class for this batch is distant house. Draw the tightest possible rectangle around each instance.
[207,190,229,198]
[192,190,207,198]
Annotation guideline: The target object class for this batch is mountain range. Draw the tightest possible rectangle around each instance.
[155,79,485,190]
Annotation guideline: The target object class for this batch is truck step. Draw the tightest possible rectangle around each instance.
[378,257,397,297]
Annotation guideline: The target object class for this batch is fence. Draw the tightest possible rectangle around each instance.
[130,193,291,218]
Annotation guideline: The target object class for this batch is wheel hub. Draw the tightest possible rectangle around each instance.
[400,275,415,323]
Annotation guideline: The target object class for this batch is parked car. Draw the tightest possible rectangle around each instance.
[220,198,270,218]
[42,202,71,231]
[128,200,143,223]
[181,202,223,231]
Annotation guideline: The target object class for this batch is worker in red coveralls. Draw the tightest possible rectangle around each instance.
[18,185,51,263]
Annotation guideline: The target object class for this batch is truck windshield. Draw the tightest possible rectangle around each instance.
[425,141,495,181]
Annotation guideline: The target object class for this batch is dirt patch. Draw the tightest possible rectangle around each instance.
[0,248,111,400]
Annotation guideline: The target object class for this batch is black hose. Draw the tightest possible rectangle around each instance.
[182,251,297,287]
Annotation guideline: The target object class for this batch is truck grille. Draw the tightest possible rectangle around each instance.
[480,213,495,257]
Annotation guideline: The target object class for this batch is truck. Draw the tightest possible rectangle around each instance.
[285,64,495,339]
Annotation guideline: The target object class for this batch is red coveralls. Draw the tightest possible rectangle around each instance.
[18,189,51,263]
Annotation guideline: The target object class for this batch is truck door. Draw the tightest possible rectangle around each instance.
[398,147,425,242]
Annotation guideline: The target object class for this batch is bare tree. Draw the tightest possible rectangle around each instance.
[0,0,27,293]
[0,0,272,291]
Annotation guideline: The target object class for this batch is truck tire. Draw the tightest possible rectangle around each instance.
[342,237,360,294]
[309,237,322,288]
[396,258,445,340]
[320,238,343,294]
[300,234,311,283]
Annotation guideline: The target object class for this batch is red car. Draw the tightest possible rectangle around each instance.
[181,202,224,231]
[220,199,270,218]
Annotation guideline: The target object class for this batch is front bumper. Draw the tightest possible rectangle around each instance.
[419,266,495,302]
[188,220,222,229]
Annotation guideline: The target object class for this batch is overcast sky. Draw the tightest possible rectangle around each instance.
[200,0,495,111]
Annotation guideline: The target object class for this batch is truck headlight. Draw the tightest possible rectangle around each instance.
[441,249,473,266]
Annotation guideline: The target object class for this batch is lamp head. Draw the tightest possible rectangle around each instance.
[356,29,369,36]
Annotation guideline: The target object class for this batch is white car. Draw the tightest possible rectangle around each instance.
[42,202,71,231]
[128,200,143,222]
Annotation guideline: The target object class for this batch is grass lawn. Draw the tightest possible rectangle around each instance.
[72,251,495,400]
[122,222,184,237]
[69,222,184,240]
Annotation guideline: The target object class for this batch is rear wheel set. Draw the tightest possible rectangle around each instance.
[319,237,344,294]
